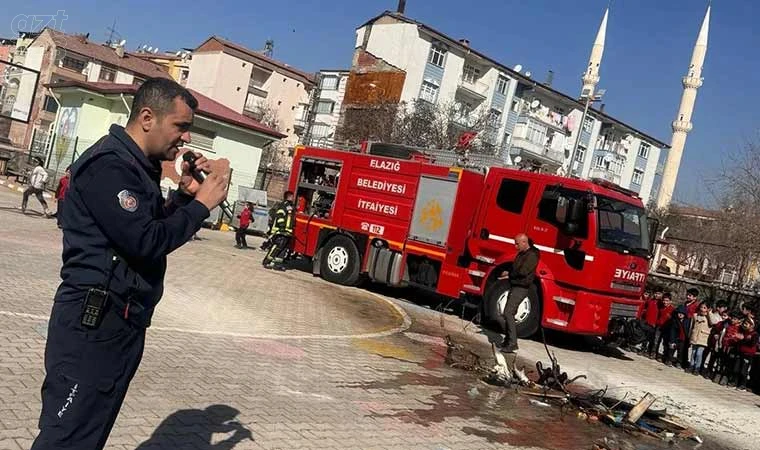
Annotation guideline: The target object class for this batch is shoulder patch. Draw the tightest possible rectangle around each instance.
[117,189,139,212]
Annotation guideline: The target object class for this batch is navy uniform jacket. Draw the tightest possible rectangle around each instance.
[56,124,210,328]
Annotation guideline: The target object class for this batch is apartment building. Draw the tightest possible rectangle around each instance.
[5,28,171,149]
[186,36,315,169]
[343,10,668,204]
[299,69,349,146]
[130,47,192,86]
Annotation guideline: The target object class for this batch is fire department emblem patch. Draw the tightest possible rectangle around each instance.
[117,189,138,212]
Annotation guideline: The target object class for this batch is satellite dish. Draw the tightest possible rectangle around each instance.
[525,71,532,78]
[119,39,126,46]
[513,64,522,73]
[514,156,522,164]
[530,99,540,109]
[147,47,153,52]
[153,48,159,54]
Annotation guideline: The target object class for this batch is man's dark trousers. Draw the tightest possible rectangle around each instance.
[235,225,249,248]
[31,301,145,450]
[502,286,529,349]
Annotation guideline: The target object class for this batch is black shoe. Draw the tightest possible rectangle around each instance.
[499,344,519,354]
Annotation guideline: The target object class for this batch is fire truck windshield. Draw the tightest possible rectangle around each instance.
[595,195,650,257]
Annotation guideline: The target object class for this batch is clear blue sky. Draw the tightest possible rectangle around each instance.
[2,0,757,206]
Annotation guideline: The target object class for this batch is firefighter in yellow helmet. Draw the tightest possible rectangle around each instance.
[262,190,294,271]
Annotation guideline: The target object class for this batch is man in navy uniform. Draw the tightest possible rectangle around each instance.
[31,78,229,450]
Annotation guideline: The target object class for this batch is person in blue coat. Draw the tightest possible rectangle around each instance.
[30,78,229,450]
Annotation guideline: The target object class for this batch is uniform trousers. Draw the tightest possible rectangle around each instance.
[31,300,145,450]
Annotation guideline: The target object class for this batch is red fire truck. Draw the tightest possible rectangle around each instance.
[288,143,657,338]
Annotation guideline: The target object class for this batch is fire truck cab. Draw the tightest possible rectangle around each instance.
[288,144,657,338]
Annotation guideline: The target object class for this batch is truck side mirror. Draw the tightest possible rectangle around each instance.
[568,199,585,223]
[556,196,584,225]
[647,217,659,255]
[556,196,570,224]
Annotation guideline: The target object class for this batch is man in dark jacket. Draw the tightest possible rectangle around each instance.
[498,233,539,353]
[30,78,229,450]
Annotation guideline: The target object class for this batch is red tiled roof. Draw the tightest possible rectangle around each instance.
[44,80,286,139]
[194,36,315,86]
[45,28,172,80]
[127,51,184,62]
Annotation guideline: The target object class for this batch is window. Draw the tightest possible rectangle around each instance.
[511,100,520,112]
[638,142,650,158]
[575,146,586,163]
[594,155,605,168]
[526,121,546,145]
[43,95,58,114]
[496,76,509,95]
[180,69,189,81]
[419,80,439,103]
[462,64,480,83]
[99,66,116,82]
[320,76,338,90]
[316,100,334,114]
[596,196,649,254]
[488,109,502,128]
[582,116,594,133]
[15,46,27,56]
[427,44,446,67]
[496,179,530,214]
[62,56,86,72]
[133,77,145,86]
[632,169,644,185]
[537,186,589,238]
[187,127,215,152]
[311,123,330,138]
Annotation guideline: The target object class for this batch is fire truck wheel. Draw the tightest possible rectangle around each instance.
[483,280,540,339]
[320,235,361,286]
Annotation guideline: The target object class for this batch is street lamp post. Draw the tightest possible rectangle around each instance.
[569,89,605,177]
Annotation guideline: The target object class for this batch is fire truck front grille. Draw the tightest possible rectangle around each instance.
[610,302,639,319]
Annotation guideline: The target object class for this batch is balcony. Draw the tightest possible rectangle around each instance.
[452,112,480,129]
[517,111,570,135]
[510,136,565,165]
[456,77,490,102]
[589,167,622,184]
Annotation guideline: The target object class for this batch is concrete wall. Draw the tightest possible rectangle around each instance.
[215,52,254,113]
[186,52,223,104]
[363,23,428,104]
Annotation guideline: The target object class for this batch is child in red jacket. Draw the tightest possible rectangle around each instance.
[716,312,744,385]
[640,289,662,357]
[733,318,757,391]
[655,293,675,360]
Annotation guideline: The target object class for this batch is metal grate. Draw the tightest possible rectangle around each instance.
[610,302,639,318]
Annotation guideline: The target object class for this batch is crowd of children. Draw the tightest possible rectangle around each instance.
[637,287,759,392]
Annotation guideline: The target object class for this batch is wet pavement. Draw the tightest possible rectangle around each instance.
[0,186,747,450]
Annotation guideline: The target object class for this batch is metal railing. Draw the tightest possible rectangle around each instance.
[510,137,564,164]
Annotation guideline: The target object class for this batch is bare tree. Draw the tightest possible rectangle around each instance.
[251,100,291,172]
[337,99,494,154]
[648,139,760,288]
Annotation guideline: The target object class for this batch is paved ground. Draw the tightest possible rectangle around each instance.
[0,185,756,450]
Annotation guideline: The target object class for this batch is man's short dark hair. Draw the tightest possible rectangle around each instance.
[716,300,728,309]
[687,288,699,297]
[663,292,672,300]
[284,191,294,199]
[128,77,198,123]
